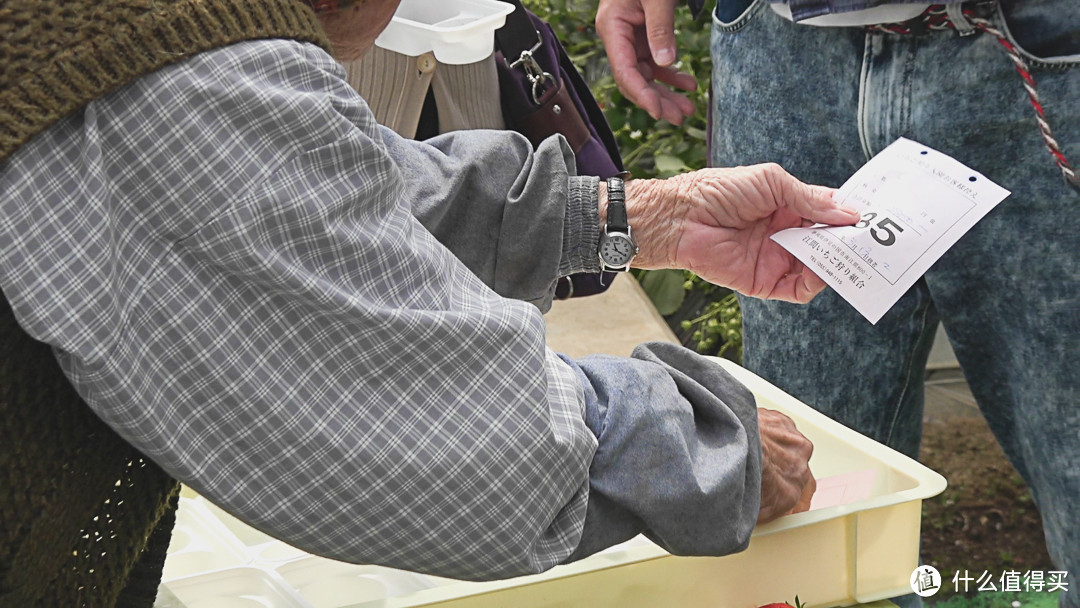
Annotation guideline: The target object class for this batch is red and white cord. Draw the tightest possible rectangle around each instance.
[868,5,1079,189]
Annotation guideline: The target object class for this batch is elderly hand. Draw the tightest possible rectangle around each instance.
[620,163,859,303]
[596,0,697,124]
[756,408,816,523]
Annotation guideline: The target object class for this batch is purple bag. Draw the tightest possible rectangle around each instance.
[494,2,624,298]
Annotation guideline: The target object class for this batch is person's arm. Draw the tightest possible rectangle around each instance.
[379,127,598,311]
[383,132,856,308]
[566,342,761,558]
[1,38,815,582]
[1,39,593,581]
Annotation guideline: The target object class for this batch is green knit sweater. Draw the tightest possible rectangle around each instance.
[0,0,331,163]
[1,2,330,605]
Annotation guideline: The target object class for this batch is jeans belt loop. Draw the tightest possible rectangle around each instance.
[945,2,976,35]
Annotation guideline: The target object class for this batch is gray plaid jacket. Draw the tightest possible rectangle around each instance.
[1,39,762,581]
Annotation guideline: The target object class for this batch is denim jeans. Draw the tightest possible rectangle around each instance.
[710,1,1079,606]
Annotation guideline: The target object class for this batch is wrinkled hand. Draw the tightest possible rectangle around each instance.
[596,0,697,124]
[624,163,860,303]
[756,408,815,524]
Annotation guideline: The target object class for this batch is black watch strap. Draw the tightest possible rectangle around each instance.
[605,172,631,232]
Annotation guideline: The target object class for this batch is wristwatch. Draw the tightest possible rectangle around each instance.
[597,172,638,272]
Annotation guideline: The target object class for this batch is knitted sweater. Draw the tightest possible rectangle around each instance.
[1,2,329,605]
[2,293,181,606]
[0,0,331,163]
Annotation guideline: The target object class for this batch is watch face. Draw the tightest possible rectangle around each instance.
[599,232,636,267]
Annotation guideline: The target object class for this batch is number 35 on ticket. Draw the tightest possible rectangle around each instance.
[772,137,1011,324]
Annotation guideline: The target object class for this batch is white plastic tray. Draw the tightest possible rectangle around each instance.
[161,567,309,608]
[159,358,946,608]
[374,0,515,64]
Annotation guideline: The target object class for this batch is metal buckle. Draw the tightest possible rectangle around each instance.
[510,45,556,105]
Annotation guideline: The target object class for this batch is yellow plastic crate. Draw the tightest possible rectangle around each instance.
[159,358,946,608]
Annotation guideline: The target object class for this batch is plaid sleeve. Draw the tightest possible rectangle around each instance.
[0,39,595,580]
[378,126,603,311]
[1,38,762,580]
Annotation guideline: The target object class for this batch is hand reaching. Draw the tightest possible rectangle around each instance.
[596,0,698,124]
[756,408,816,524]
[624,163,860,303]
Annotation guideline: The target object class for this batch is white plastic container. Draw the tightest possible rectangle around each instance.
[163,567,309,608]
[275,557,440,608]
[374,0,515,64]
[161,358,947,608]
[162,498,248,581]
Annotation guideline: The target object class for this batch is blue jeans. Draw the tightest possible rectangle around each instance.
[710,1,1079,606]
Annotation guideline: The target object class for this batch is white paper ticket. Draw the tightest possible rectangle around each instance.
[772,137,1011,324]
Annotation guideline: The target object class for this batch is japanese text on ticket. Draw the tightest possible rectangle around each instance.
[772,138,1011,324]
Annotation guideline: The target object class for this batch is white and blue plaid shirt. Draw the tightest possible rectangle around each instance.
[1,39,762,580]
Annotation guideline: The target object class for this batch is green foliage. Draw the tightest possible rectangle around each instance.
[637,269,686,316]
[680,279,743,360]
[525,0,740,359]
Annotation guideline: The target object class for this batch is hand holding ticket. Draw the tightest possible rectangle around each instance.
[773,138,1011,323]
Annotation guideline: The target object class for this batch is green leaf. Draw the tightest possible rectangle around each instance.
[605,110,626,131]
[638,269,686,316]
[653,154,688,176]
[628,108,653,132]
[685,126,708,141]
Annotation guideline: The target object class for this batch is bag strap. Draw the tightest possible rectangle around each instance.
[494,0,541,63]
[494,0,556,105]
